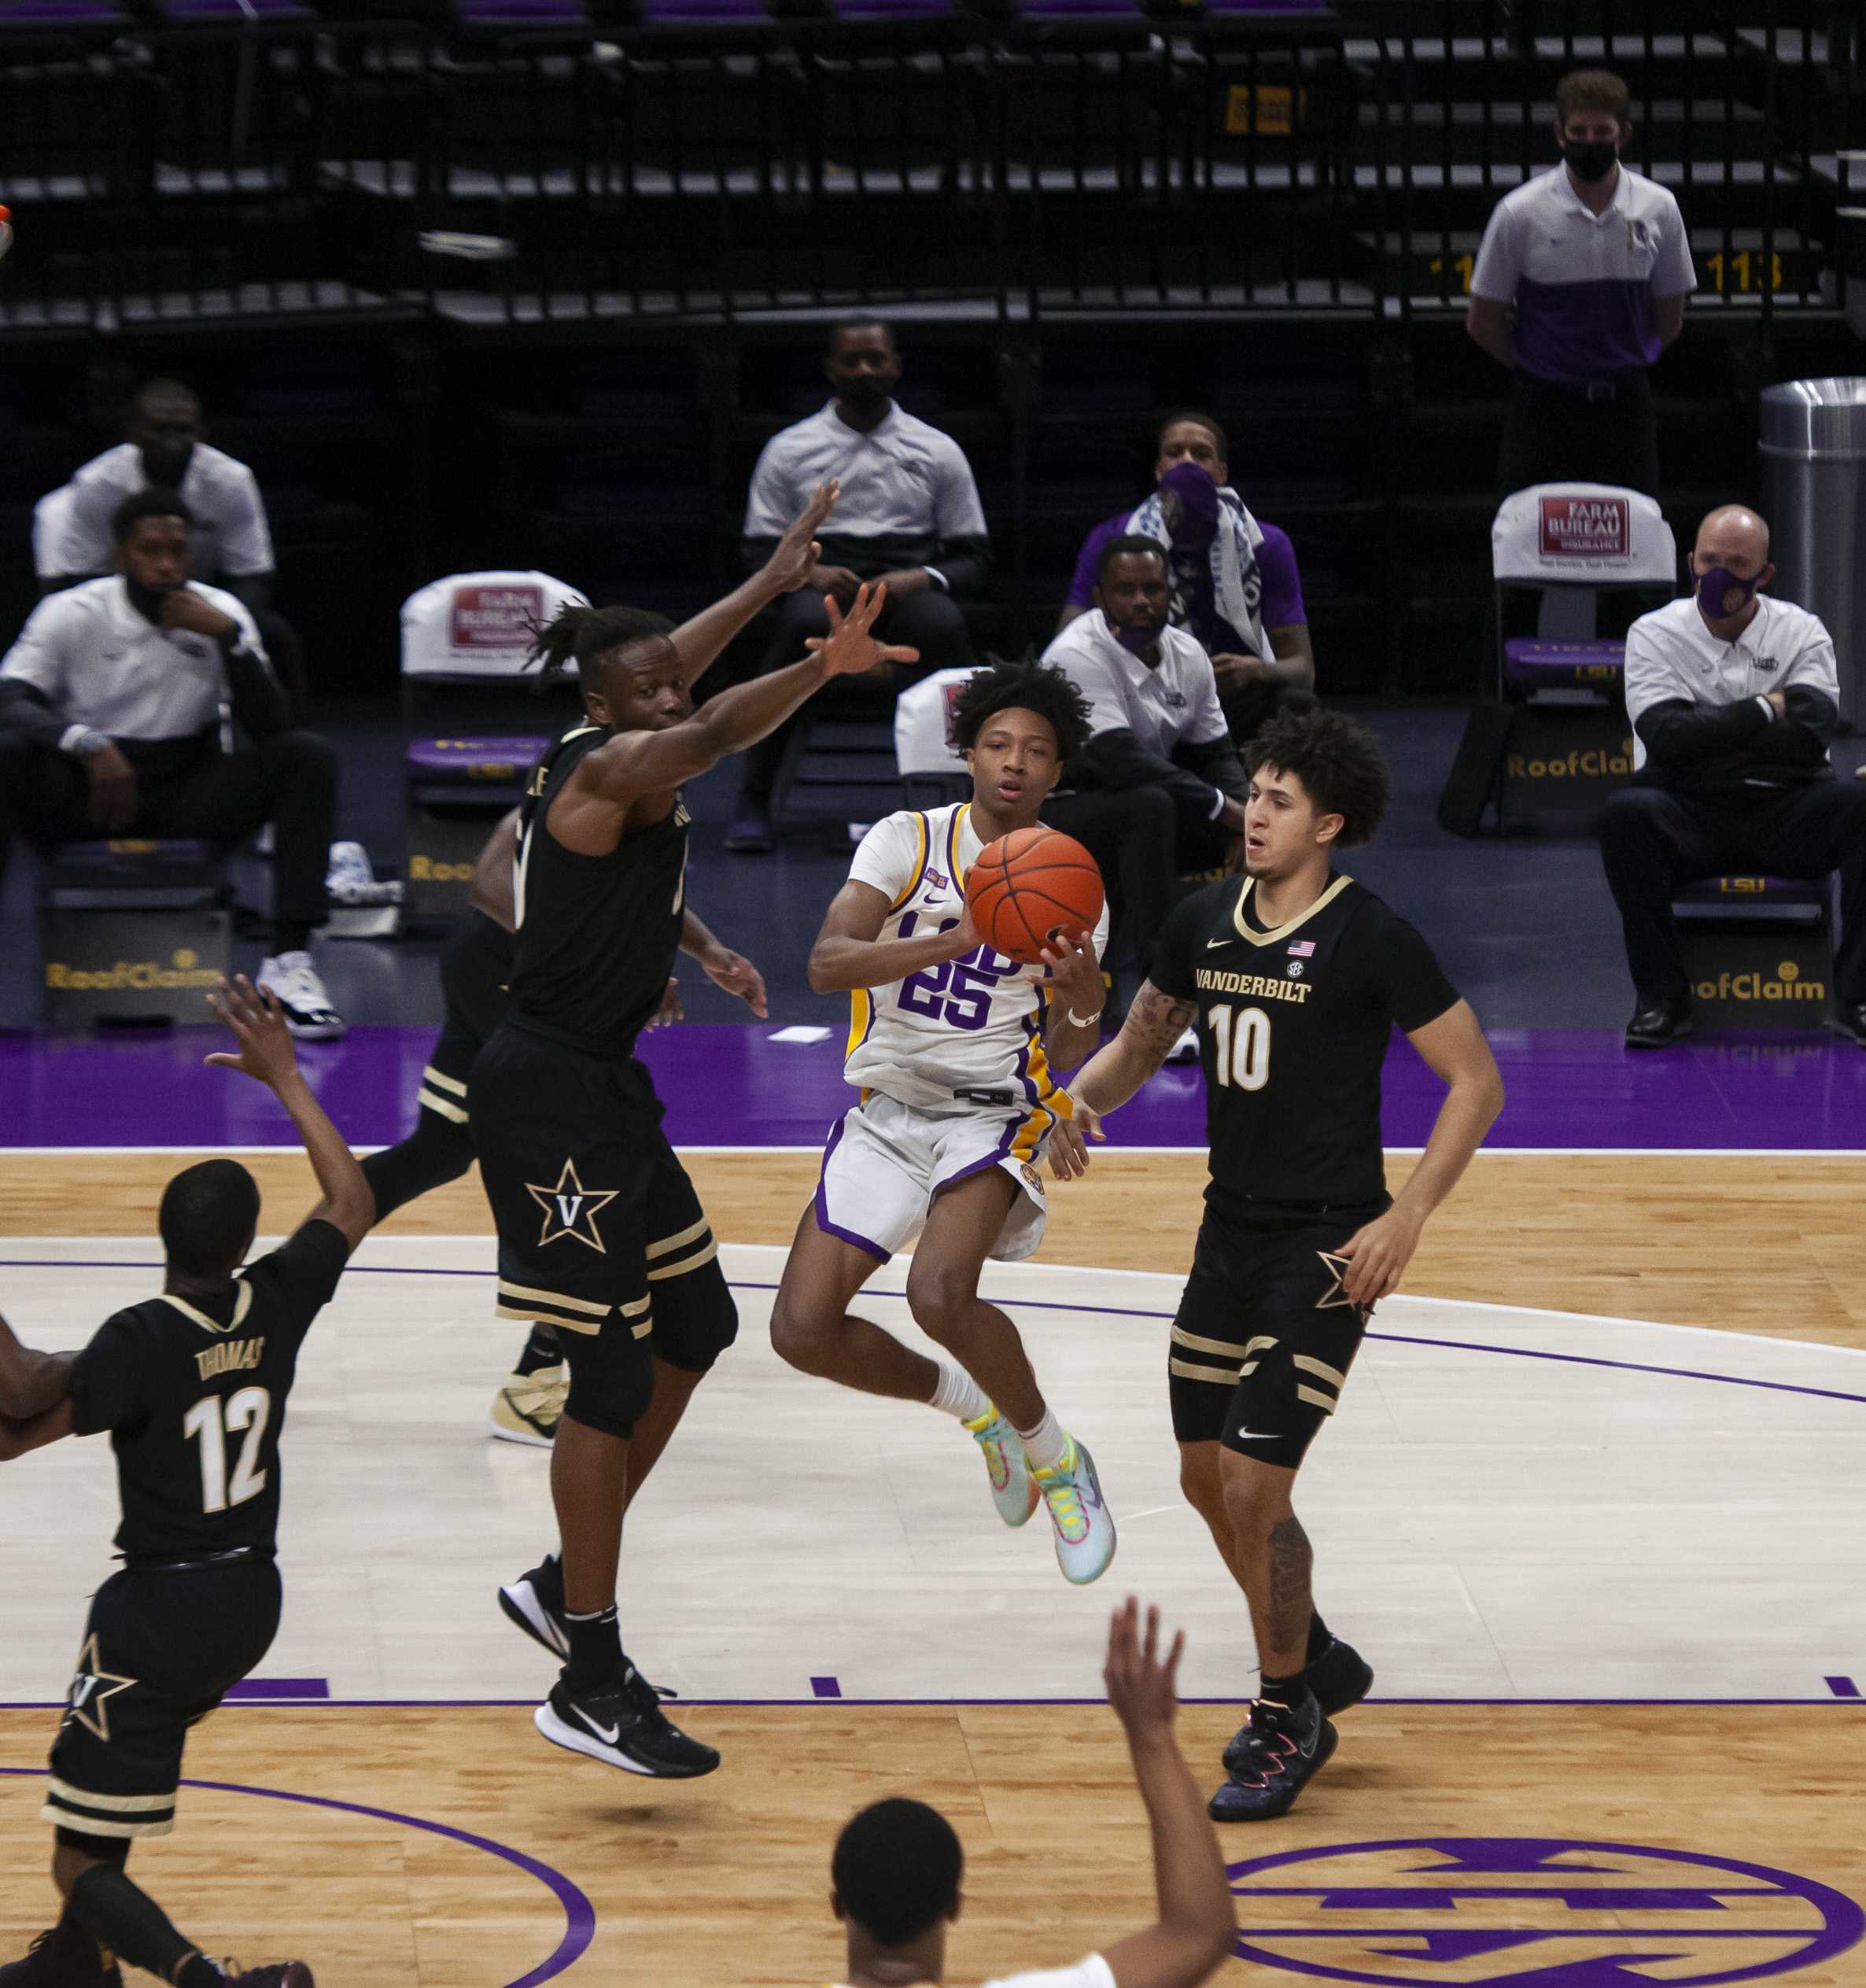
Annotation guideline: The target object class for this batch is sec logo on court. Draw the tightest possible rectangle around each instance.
[1226,1835,1864,1985]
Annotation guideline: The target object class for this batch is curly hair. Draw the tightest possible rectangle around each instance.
[1244,706,1391,848]
[525,603,676,686]
[949,655,1093,766]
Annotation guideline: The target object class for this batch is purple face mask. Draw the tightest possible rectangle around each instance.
[1114,614,1167,657]
[1159,461,1221,547]
[1695,562,1760,618]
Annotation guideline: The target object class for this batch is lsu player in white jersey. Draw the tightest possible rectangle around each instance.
[769,658,1117,1583]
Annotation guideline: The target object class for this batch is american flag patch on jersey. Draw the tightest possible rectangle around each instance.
[1287,939,1315,957]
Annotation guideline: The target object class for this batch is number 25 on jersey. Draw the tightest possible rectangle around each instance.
[1207,1003,1270,1090]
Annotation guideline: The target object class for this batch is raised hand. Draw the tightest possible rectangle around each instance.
[205,975,300,1089]
[1104,1598,1184,1743]
[1038,933,1104,1018]
[806,582,921,680]
[160,588,239,646]
[765,481,841,594]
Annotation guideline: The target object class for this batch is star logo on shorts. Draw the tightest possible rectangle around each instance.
[525,1160,619,1253]
[1315,1251,1372,1322]
[65,1636,137,1743]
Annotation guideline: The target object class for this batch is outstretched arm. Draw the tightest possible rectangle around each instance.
[672,482,839,692]
[1048,982,1197,1180]
[1333,999,1503,1307]
[0,1312,73,1420]
[807,879,979,995]
[205,977,374,1253]
[0,1397,76,1462]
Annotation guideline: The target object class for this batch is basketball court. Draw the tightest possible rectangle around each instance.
[3,1144,1862,1986]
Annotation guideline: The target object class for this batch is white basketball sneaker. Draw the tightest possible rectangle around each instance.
[963,1407,1040,1526]
[1031,1435,1116,1584]
[256,950,346,1041]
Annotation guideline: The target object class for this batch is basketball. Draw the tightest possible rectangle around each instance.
[967,826,1104,966]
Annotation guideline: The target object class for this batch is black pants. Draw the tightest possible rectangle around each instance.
[1598,778,1866,1008]
[0,729,337,929]
[737,586,974,809]
[1498,372,1660,499]
[1222,678,1315,747]
[252,608,309,728]
[1042,783,1233,986]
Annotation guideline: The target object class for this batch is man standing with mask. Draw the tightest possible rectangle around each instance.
[1042,539,1249,1041]
[1601,504,1866,1049]
[726,317,990,852]
[1058,412,1315,746]
[1466,70,1694,497]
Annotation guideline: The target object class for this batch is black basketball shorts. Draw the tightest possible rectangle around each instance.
[415,911,517,1138]
[1167,1208,1380,1470]
[470,1024,736,1384]
[43,1558,282,1842]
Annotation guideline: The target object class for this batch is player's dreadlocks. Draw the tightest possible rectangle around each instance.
[949,655,1094,767]
[1245,705,1392,848]
[526,603,675,686]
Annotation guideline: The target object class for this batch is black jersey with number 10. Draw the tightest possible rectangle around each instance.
[509,722,689,1058]
[1149,873,1459,1218]
[66,1221,350,1563]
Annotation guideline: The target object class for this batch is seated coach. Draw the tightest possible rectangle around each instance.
[1058,411,1315,745]
[1042,537,1249,1020]
[1601,503,1866,1049]
[0,489,345,1040]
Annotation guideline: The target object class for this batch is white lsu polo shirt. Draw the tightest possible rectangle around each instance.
[1623,593,1839,772]
[1470,162,1695,383]
[743,400,987,546]
[1041,609,1232,813]
[46,441,275,582]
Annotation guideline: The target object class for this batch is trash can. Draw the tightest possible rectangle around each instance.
[1759,378,1866,727]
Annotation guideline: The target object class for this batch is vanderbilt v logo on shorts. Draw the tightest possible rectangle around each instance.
[525,1160,619,1252]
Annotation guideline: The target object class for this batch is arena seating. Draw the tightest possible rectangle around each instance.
[38,839,232,1028]
[1674,874,1840,1030]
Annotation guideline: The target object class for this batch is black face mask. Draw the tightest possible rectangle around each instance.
[1562,138,1618,184]
[125,577,175,624]
[139,437,195,488]
[837,377,891,415]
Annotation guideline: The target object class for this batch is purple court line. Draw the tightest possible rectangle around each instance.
[1828,1676,1861,1698]
[225,1678,329,1701]
[811,1676,843,1698]
[9,1261,1866,1414]
[0,1768,593,1988]
[2,1695,1861,1711]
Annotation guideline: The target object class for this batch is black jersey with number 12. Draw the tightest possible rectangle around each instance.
[66,1221,351,1563]
[509,722,689,1058]
[1149,873,1459,1218]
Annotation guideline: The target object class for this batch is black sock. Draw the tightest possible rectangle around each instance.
[359,1119,474,1223]
[516,1326,561,1377]
[563,1604,621,1692]
[68,1866,208,1984]
[1258,1670,1313,1712]
[1306,1613,1330,1665]
[275,920,313,955]
[177,1959,226,1988]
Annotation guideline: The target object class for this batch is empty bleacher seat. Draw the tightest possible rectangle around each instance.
[1674,874,1839,1031]
[400,569,586,921]
[39,839,232,1029]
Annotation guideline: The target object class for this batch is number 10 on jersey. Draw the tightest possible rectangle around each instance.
[1206,1003,1270,1090]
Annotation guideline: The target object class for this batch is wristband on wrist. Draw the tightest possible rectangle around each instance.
[60,725,115,760]
[1068,1005,1104,1027]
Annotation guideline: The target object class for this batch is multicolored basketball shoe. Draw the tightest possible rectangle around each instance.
[963,1407,1040,1526]
[1210,1695,1337,1822]
[489,1363,566,1448]
[1031,1435,1116,1584]
[1222,1636,1373,1776]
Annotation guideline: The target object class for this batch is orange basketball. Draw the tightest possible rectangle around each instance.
[966,827,1104,966]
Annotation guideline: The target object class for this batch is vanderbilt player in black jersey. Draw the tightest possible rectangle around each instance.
[1063,708,1503,1823]
[362,807,768,1454]
[471,529,917,1780]
[0,979,374,1988]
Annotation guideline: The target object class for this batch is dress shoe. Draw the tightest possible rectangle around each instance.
[1624,995,1694,1049]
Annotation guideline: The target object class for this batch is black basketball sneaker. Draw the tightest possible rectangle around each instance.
[0,1922,120,1987]
[219,1965,315,1988]
[535,1662,721,1778]
[1209,1693,1337,1822]
[499,1553,570,1658]
[1222,1635,1371,1776]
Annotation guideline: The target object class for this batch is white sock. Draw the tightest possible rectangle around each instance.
[1016,1406,1068,1472]
[928,1359,990,1424]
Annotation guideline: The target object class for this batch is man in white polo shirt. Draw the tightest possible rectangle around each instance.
[1466,68,1695,497]
[824,1601,1234,1988]
[1600,503,1866,1049]
[0,489,345,1039]
[1041,538,1249,1029]
[726,317,990,851]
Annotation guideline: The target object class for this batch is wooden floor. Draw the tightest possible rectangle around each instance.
[5,1703,1864,1986]
[6,1147,1864,1348]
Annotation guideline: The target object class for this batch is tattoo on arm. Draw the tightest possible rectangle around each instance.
[1267,1514,1314,1658]
[1119,982,1197,1076]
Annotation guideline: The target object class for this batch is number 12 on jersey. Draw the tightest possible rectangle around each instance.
[1206,1003,1270,1090]
[183,1387,272,1513]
